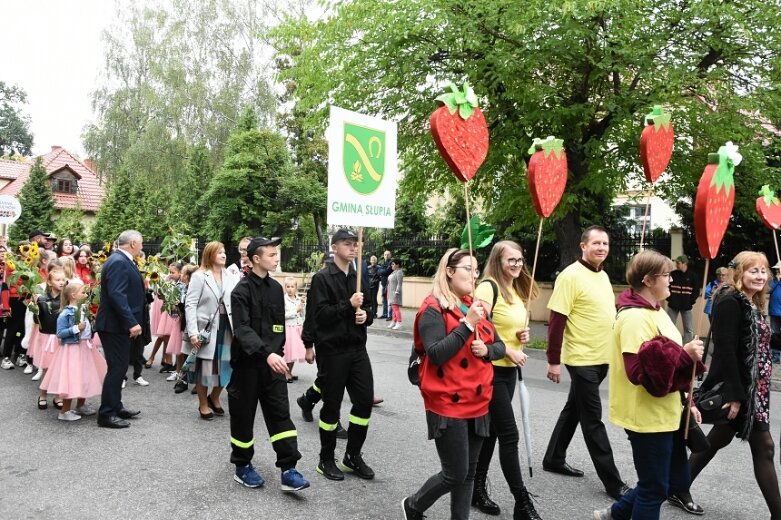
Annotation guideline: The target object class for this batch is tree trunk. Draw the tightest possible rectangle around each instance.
[556,210,582,270]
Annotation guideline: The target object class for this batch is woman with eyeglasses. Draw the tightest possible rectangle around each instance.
[403,248,506,520]
[471,240,542,519]
[683,252,781,519]
[594,249,704,520]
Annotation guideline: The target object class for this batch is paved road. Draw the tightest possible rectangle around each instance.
[0,326,775,519]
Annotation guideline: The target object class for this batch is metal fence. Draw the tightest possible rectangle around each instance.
[280,230,671,283]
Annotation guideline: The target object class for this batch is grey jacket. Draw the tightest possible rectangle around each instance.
[387,269,403,306]
[184,269,238,359]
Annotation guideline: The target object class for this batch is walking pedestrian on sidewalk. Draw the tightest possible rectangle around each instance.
[472,240,543,519]
[402,248,506,520]
[542,226,629,502]
[387,259,403,330]
[228,236,309,492]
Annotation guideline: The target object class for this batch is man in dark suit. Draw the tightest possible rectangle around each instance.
[95,230,146,428]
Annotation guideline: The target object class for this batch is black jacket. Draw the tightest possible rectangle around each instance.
[230,270,286,366]
[37,291,62,334]
[378,260,392,286]
[667,268,699,311]
[307,260,373,356]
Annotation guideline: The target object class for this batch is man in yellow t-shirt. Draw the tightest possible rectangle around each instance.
[541,226,629,502]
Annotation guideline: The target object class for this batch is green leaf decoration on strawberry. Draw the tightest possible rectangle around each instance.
[435,82,478,120]
[527,136,564,158]
[711,141,742,196]
[460,215,495,250]
[759,184,780,206]
[644,105,671,130]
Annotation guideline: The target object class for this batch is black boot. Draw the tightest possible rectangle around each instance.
[513,487,542,520]
[471,473,501,515]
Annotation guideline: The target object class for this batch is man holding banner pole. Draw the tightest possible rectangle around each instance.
[309,228,376,481]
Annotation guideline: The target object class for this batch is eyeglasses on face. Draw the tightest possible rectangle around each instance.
[506,258,524,267]
[452,265,480,277]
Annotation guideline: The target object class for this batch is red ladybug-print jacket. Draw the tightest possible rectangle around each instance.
[413,294,505,419]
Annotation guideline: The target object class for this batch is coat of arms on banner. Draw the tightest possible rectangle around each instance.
[343,122,385,195]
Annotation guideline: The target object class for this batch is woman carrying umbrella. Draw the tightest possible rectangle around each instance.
[472,240,543,519]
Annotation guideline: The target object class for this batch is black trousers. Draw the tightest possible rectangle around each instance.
[369,285,379,317]
[2,297,26,360]
[130,336,146,380]
[318,349,373,460]
[476,366,526,493]
[228,363,301,470]
[543,363,623,493]
[410,417,484,520]
[98,331,130,418]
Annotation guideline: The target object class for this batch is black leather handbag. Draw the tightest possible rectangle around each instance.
[694,382,730,424]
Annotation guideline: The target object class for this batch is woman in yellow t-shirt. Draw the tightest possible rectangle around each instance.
[473,240,542,519]
[594,249,704,520]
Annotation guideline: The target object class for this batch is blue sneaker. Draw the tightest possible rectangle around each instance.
[234,464,264,488]
[281,467,310,492]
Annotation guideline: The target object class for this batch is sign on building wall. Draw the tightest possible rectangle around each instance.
[326,106,397,228]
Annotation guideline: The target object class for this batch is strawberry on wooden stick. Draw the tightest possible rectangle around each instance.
[694,142,742,259]
[430,82,489,182]
[639,105,674,183]
[757,185,781,230]
[527,136,567,218]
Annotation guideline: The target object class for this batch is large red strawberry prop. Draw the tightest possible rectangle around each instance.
[430,82,489,182]
[694,142,742,259]
[527,136,568,218]
[639,105,674,183]
[757,185,781,230]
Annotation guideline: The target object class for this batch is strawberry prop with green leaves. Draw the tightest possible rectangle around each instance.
[639,105,674,183]
[430,82,489,182]
[757,185,781,230]
[527,136,568,218]
[694,142,742,259]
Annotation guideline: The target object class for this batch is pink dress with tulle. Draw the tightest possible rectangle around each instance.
[40,338,107,399]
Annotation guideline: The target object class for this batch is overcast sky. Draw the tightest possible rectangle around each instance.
[1,0,114,158]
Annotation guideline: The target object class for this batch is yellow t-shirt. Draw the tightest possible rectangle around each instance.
[609,305,683,433]
[547,261,615,366]
[475,278,526,368]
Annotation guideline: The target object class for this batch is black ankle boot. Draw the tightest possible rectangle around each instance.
[513,487,542,520]
[471,474,501,515]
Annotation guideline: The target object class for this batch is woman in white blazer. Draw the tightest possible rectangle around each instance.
[185,241,238,420]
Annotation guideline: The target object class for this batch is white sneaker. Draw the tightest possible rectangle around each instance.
[23,364,34,374]
[121,379,126,389]
[74,404,97,416]
[166,372,178,381]
[0,358,14,370]
[387,321,394,329]
[134,376,150,386]
[58,410,82,422]
[16,355,27,367]
[31,368,43,380]
[392,323,402,330]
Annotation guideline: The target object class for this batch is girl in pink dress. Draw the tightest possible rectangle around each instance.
[283,277,306,382]
[34,266,67,410]
[41,280,107,421]
[146,262,182,370]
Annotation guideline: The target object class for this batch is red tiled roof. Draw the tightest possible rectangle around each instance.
[0,159,29,180]
[0,147,105,212]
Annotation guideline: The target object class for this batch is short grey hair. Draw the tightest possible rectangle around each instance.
[117,230,142,247]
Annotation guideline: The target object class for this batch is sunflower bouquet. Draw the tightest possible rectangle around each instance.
[139,255,181,317]
[6,242,44,313]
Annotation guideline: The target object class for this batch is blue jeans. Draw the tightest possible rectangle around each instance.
[611,429,691,520]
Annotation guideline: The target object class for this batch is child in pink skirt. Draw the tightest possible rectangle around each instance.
[42,280,106,421]
[283,277,306,382]
[34,266,67,410]
[161,263,184,382]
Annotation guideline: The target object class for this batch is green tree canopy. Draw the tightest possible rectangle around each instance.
[0,81,34,157]
[274,0,781,265]
[200,110,296,242]
[10,157,55,243]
